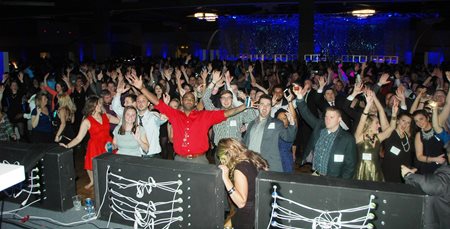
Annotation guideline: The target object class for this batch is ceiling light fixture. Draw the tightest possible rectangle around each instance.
[352,9,375,18]
[194,12,218,22]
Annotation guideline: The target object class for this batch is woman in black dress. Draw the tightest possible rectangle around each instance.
[413,109,447,174]
[382,113,414,182]
[217,138,269,229]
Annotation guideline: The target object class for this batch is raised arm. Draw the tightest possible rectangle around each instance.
[224,104,247,118]
[432,102,444,133]
[438,71,450,126]
[372,90,389,131]
[127,74,160,105]
[378,100,398,142]
[410,88,427,114]
[293,84,320,128]
[355,92,374,143]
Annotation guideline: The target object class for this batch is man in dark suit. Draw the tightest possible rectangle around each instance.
[295,79,320,163]
[244,94,297,172]
[315,76,352,131]
[293,84,357,179]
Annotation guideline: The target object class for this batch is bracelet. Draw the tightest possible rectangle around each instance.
[362,112,369,115]
[391,116,397,120]
[227,186,235,195]
[404,172,412,178]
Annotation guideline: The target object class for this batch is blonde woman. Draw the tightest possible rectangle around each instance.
[354,91,397,182]
[217,138,268,229]
[31,92,53,143]
[54,94,76,144]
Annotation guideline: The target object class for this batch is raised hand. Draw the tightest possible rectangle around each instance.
[126,74,143,90]
[379,73,391,86]
[175,68,182,81]
[395,86,406,103]
[352,82,364,96]
[365,90,375,107]
[224,70,233,85]
[117,80,130,94]
[318,76,327,89]
[292,83,307,100]
[211,70,222,84]
[392,98,399,115]
[18,72,24,82]
[163,93,170,104]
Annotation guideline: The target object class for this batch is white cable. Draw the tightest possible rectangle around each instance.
[107,171,183,229]
[268,186,375,229]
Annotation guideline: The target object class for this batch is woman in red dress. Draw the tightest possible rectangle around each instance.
[60,95,119,189]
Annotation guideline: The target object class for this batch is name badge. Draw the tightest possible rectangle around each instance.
[334,154,344,162]
[362,153,372,161]
[268,122,275,129]
[229,120,237,127]
[390,146,400,156]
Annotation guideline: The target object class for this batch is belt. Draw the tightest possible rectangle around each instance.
[178,154,204,159]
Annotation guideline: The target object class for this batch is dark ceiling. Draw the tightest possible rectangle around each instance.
[1,0,449,23]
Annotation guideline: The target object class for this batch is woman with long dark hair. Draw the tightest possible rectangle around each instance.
[413,109,448,174]
[217,138,269,229]
[382,113,414,182]
[113,106,149,156]
[60,95,119,189]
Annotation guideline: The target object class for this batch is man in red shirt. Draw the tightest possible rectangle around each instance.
[127,74,249,164]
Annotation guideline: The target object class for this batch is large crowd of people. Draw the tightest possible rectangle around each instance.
[1,55,449,228]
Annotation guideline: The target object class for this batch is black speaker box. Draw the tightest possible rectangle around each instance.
[0,143,76,212]
[256,171,431,229]
[40,145,76,211]
[94,153,224,229]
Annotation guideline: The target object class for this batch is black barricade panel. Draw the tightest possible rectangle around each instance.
[0,143,75,212]
[256,171,429,229]
[94,153,224,228]
[0,143,47,172]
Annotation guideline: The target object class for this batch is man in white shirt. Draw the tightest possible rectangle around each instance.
[112,86,167,157]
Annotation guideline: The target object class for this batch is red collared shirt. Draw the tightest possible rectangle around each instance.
[154,100,226,156]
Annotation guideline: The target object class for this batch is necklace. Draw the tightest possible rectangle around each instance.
[421,128,434,141]
[397,130,410,152]
[365,134,377,145]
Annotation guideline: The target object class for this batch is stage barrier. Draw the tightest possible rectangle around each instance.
[256,171,430,229]
[93,153,224,228]
[0,143,76,212]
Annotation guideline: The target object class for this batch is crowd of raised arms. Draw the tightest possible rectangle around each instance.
[1,54,449,227]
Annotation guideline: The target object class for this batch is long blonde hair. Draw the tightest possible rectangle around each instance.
[217,138,269,180]
[58,94,76,113]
